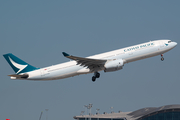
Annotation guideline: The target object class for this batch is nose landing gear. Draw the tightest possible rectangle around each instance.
[161,54,164,61]
[92,72,100,82]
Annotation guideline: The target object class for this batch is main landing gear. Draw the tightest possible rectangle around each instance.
[161,54,164,61]
[92,72,100,82]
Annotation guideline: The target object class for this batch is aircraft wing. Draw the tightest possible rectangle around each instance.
[62,52,107,71]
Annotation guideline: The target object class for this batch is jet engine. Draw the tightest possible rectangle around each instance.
[104,59,124,72]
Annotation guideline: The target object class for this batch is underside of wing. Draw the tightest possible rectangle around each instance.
[62,52,107,71]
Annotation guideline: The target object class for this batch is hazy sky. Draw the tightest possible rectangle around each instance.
[1,1,180,120]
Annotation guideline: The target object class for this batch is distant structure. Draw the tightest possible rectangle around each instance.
[74,104,180,120]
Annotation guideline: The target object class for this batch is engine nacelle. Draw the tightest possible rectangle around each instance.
[104,59,124,72]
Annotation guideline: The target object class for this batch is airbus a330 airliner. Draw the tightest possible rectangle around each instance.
[3,39,177,82]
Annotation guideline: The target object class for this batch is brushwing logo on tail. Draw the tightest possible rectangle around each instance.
[8,56,28,74]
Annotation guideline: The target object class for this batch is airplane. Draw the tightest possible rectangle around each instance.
[3,39,177,82]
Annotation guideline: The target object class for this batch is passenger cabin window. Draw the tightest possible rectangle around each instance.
[168,41,171,43]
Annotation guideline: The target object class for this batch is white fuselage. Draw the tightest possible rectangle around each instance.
[20,40,177,81]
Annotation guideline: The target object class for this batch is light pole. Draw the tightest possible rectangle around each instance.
[96,108,100,120]
[88,104,93,120]
[84,105,88,120]
[45,109,48,120]
[81,111,85,116]
[110,107,113,120]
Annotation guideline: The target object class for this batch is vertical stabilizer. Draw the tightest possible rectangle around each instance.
[3,53,39,74]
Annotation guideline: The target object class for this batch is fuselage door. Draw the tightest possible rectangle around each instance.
[158,41,165,51]
[41,68,50,76]
[159,41,164,48]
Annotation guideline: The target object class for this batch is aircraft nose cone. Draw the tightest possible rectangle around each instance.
[173,42,177,47]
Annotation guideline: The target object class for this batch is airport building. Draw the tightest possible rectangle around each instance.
[74,104,180,120]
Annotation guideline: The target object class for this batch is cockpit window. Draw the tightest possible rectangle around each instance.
[168,41,171,43]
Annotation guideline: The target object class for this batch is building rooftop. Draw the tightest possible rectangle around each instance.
[74,104,180,120]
